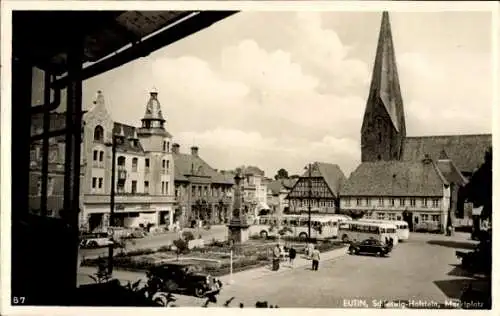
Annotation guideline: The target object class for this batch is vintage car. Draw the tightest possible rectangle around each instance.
[79,232,114,249]
[147,262,222,298]
[348,238,392,257]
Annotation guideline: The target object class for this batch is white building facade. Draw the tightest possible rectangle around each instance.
[80,90,176,232]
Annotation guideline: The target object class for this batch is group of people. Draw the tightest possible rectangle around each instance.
[272,243,320,271]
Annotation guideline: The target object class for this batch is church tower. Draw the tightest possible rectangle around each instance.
[361,12,406,162]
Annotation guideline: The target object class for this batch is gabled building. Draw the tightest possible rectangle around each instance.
[172,144,234,227]
[340,157,467,232]
[286,162,346,214]
[266,178,298,216]
[355,12,491,230]
[81,90,176,231]
[232,165,269,217]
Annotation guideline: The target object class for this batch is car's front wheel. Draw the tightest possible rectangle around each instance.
[194,286,205,298]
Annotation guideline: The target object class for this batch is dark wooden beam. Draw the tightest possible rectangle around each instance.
[53,11,238,87]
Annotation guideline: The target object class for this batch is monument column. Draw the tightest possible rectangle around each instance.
[227,172,251,243]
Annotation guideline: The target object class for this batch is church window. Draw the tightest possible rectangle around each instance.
[94,126,104,142]
[163,141,167,152]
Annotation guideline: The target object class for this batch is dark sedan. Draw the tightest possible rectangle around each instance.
[147,262,222,298]
[348,238,392,257]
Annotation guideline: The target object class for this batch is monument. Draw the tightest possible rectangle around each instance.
[227,171,251,244]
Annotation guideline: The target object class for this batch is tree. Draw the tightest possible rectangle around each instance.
[464,147,492,221]
[274,168,289,180]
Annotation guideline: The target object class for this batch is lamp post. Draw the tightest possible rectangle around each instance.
[305,163,312,242]
[105,134,118,275]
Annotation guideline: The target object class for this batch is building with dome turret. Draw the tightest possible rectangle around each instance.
[80,89,177,232]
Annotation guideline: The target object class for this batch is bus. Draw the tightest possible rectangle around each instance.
[250,215,341,240]
[358,219,410,241]
[338,221,398,245]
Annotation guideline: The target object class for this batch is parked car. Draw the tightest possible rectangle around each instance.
[79,232,114,249]
[147,262,222,298]
[128,227,147,238]
[348,238,392,257]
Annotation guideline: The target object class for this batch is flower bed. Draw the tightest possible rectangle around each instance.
[81,238,344,276]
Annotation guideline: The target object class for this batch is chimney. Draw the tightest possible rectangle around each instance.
[172,143,180,154]
[191,146,199,157]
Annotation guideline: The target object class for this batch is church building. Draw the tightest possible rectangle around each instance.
[340,12,492,232]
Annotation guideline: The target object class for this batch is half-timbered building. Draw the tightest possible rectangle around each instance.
[286,162,346,214]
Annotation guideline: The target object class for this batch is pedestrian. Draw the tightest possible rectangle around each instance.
[288,246,297,268]
[272,244,281,271]
[311,247,320,271]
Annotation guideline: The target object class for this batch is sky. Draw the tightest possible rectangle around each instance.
[78,11,492,179]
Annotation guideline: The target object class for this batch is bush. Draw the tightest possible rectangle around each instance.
[182,231,195,241]
[173,238,189,258]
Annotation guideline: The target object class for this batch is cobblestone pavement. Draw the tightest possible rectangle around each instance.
[79,232,485,308]
[170,232,483,308]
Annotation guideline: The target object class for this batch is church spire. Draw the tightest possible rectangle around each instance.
[361,11,406,162]
[368,11,405,133]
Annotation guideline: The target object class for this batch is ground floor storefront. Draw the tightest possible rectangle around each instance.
[176,201,232,228]
[80,203,175,232]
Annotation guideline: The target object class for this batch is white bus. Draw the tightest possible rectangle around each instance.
[250,215,340,240]
[338,221,398,245]
[358,219,410,241]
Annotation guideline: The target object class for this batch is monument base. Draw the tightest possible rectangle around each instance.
[227,225,250,244]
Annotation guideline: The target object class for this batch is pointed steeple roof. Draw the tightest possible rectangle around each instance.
[143,88,165,122]
[366,11,406,133]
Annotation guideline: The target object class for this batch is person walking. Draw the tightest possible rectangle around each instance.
[288,246,297,268]
[272,244,281,271]
[311,247,320,271]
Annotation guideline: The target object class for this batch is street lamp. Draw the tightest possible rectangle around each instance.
[305,163,312,242]
[105,133,120,275]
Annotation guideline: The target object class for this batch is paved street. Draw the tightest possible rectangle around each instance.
[78,232,487,308]
[79,225,228,259]
[172,232,482,308]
